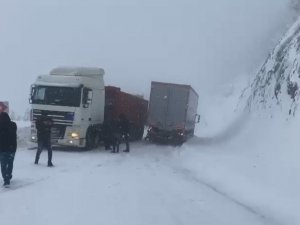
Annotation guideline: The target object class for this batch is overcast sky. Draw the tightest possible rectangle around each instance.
[0,0,294,115]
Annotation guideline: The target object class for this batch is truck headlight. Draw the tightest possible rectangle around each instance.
[70,132,80,139]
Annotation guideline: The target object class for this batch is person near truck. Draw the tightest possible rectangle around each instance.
[118,113,130,152]
[102,111,117,151]
[35,111,54,167]
[110,118,122,153]
[0,112,17,186]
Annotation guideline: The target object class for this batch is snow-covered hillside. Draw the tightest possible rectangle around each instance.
[242,17,300,116]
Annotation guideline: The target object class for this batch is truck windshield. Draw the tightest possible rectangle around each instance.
[31,86,81,107]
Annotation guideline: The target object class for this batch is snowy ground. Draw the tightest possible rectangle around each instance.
[1,89,299,225]
[1,141,267,225]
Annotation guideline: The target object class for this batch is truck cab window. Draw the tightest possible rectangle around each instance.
[34,87,46,100]
[30,86,81,107]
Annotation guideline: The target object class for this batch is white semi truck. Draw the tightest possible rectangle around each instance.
[29,67,105,149]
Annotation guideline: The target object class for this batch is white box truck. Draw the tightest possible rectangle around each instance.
[29,67,105,149]
[146,81,200,144]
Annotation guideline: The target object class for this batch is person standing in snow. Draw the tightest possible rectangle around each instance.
[110,118,121,153]
[35,111,54,167]
[103,117,114,150]
[0,112,17,186]
[118,113,130,153]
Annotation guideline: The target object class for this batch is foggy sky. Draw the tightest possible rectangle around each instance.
[0,0,293,115]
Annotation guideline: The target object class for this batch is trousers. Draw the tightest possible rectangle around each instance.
[0,152,15,183]
[35,138,52,164]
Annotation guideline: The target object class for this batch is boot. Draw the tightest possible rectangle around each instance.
[34,157,39,164]
[48,161,54,167]
[3,179,10,186]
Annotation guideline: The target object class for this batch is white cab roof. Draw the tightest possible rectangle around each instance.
[50,67,105,77]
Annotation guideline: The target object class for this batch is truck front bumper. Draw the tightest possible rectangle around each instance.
[31,135,85,148]
[56,138,84,147]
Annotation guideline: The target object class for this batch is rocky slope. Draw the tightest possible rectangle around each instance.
[242,17,300,116]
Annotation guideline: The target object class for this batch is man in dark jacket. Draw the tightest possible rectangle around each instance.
[118,113,130,152]
[35,111,54,167]
[0,112,17,186]
[102,118,114,150]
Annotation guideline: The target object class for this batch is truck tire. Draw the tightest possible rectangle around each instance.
[175,134,186,146]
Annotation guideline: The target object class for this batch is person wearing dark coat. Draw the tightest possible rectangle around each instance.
[35,111,54,167]
[102,118,114,150]
[118,113,130,152]
[0,112,17,186]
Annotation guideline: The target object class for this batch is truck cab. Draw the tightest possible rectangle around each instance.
[29,67,105,149]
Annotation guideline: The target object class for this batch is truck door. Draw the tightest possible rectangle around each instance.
[81,87,93,126]
[166,87,188,130]
[149,85,168,129]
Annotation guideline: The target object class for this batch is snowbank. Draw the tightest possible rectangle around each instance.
[179,116,300,225]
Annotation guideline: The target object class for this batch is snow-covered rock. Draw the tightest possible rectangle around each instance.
[242,17,300,117]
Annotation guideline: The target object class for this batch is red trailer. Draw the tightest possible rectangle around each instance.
[104,86,148,140]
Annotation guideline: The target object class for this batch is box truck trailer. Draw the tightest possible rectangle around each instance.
[146,81,200,144]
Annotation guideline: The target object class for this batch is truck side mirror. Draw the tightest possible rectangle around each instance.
[29,86,35,104]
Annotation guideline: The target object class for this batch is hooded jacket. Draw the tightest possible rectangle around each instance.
[0,112,17,153]
[36,114,53,141]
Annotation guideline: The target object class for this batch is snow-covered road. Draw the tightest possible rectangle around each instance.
[1,117,299,225]
[0,142,269,225]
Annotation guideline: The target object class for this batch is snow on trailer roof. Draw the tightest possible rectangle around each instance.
[151,81,199,97]
[50,67,105,77]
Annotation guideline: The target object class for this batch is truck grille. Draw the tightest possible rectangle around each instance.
[51,125,66,140]
[32,109,74,126]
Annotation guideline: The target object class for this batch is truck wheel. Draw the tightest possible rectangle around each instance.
[85,128,95,150]
[177,136,187,145]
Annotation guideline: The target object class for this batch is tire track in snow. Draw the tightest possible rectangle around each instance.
[172,166,284,225]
